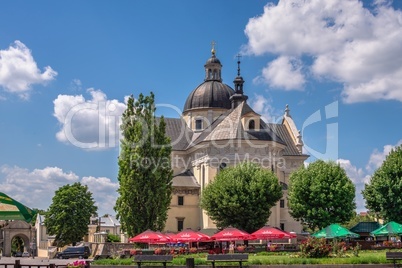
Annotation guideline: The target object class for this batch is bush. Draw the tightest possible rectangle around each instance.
[106,234,120,242]
[300,237,331,258]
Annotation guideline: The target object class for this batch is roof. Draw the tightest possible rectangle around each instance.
[89,215,121,227]
[350,222,382,233]
[172,170,200,188]
[264,122,302,155]
[162,101,305,156]
[163,118,193,151]
[183,80,234,112]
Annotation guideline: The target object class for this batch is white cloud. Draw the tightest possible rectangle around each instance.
[81,176,119,216]
[336,140,402,212]
[255,56,305,90]
[337,158,371,212]
[0,41,57,99]
[244,0,402,103]
[53,88,126,150]
[70,79,83,91]
[0,165,118,216]
[249,93,281,123]
[0,165,79,211]
[366,139,402,172]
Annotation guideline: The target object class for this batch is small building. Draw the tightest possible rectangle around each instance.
[350,221,382,241]
[35,214,126,258]
[87,215,124,243]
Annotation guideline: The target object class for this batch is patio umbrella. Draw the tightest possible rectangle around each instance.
[0,192,36,222]
[312,224,360,239]
[197,231,212,241]
[211,227,251,241]
[129,229,171,243]
[251,225,297,239]
[370,221,402,237]
[171,229,211,242]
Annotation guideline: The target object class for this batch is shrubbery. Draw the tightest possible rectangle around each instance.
[300,237,361,258]
[300,237,331,258]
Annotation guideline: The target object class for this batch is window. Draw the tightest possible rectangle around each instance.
[195,119,202,130]
[280,223,285,230]
[178,196,184,206]
[280,199,285,208]
[280,182,288,190]
[248,119,255,130]
[219,162,227,170]
[177,219,184,232]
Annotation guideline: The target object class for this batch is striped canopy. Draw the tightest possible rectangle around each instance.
[0,192,36,222]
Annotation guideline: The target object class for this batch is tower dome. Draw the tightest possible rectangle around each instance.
[183,48,234,113]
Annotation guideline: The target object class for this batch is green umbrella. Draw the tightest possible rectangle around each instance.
[0,192,36,222]
[312,224,360,239]
[370,221,402,237]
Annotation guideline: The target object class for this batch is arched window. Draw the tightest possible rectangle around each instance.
[219,162,227,171]
[248,119,255,130]
[280,182,288,190]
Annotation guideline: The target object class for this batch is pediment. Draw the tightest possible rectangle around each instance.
[4,220,31,229]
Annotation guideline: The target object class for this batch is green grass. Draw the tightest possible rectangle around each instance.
[92,250,393,266]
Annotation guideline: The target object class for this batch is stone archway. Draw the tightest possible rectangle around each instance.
[1,220,36,257]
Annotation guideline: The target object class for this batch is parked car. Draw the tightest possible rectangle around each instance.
[12,251,29,257]
[22,252,30,257]
[55,246,91,259]
[13,252,22,257]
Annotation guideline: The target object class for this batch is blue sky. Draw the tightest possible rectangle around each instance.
[0,0,401,217]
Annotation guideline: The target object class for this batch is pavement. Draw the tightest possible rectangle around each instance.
[0,256,93,267]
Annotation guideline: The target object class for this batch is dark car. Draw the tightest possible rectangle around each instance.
[55,246,91,259]
[13,252,22,257]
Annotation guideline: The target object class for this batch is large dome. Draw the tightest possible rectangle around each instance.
[183,48,235,113]
[183,81,234,112]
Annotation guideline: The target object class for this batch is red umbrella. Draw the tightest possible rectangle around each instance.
[129,229,171,243]
[251,226,296,239]
[211,227,251,241]
[197,231,212,242]
[171,229,211,242]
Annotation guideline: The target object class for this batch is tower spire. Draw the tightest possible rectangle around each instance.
[236,54,242,76]
[230,53,248,109]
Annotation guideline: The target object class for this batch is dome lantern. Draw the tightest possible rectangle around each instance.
[204,41,222,82]
[183,45,234,113]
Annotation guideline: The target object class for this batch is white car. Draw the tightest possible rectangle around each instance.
[22,252,30,257]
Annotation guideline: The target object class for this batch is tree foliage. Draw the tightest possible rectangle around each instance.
[115,92,173,237]
[287,160,356,231]
[45,182,97,246]
[344,211,376,229]
[200,162,282,233]
[362,144,402,222]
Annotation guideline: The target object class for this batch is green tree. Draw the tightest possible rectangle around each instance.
[200,162,282,233]
[288,160,356,231]
[115,92,173,237]
[106,233,121,242]
[45,182,97,246]
[344,211,376,229]
[31,208,47,225]
[362,144,402,222]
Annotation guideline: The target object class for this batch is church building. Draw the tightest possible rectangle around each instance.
[163,46,309,234]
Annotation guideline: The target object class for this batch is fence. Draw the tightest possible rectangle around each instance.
[0,260,72,268]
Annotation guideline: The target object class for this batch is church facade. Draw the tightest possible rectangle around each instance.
[163,47,308,234]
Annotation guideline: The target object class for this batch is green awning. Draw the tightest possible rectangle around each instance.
[370,221,402,237]
[312,223,360,239]
[0,192,36,222]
